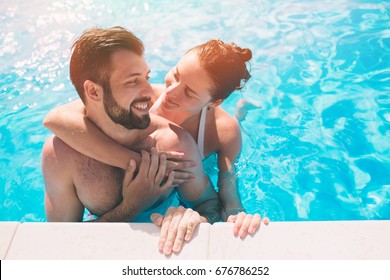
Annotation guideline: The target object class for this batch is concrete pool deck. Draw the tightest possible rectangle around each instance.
[1,221,389,260]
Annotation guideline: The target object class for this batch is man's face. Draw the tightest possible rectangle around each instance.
[103,49,153,130]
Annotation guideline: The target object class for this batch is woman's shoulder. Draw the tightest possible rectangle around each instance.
[208,107,241,149]
[213,107,240,131]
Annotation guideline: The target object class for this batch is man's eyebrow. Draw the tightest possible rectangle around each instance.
[125,69,151,79]
[176,66,199,97]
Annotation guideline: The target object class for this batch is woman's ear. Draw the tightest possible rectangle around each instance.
[83,80,102,102]
[208,99,224,110]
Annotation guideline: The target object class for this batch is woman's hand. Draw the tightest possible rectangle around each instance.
[227,212,270,238]
[150,206,203,256]
[158,151,196,186]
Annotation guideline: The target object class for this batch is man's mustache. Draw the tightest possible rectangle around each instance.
[131,97,151,105]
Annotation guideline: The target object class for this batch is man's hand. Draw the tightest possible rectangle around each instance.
[160,151,196,185]
[120,148,176,217]
[227,212,270,238]
[150,206,203,256]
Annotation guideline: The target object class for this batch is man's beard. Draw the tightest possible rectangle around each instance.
[103,87,151,130]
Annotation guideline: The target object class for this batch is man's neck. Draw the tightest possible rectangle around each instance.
[85,107,151,147]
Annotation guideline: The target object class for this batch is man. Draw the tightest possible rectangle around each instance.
[42,26,220,256]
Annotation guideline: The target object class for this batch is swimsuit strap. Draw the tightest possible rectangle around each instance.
[149,92,164,113]
[197,107,207,159]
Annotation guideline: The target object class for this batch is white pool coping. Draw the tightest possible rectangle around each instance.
[1,221,389,260]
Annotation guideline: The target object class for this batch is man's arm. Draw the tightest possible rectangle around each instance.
[44,100,194,184]
[42,136,84,222]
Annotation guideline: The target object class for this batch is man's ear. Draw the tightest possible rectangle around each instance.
[84,80,102,102]
[208,98,223,109]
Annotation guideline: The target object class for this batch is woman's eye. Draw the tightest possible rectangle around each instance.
[185,90,193,99]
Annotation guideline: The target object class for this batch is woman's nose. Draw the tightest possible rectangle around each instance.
[166,81,180,97]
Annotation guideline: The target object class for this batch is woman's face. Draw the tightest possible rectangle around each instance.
[162,50,214,113]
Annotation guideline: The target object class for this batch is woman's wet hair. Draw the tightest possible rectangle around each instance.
[189,39,252,101]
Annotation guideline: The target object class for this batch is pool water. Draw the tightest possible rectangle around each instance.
[1,0,389,222]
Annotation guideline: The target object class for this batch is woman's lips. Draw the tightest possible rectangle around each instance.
[164,94,179,107]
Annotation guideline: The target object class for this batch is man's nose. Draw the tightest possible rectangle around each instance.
[140,78,154,97]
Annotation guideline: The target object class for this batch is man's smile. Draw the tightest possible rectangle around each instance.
[131,97,151,112]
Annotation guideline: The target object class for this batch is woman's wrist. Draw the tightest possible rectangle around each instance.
[225,207,245,217]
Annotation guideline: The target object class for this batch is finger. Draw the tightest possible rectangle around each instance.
[158,207,175,253]
[138,150,150,177]
[263,217,270,225]
[170,170,195,180]
[227,214,237,223]
[150,213,163,227]
[123,159,136,187]
[159,151,185,160]
[163,206,185,255]
[184,211,200,241]
[172,209,193,253]
[168,160,197,170]
[232,212,246,237]
[159,171,175,192]
[239,214,254,238]
[148,147,159,179]
[154,154,167,185]
[172,178,188,186]
[248,214,261,235]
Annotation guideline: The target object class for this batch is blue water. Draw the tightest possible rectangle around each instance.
[1,0,389,222]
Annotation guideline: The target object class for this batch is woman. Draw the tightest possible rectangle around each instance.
[44,39,268,237]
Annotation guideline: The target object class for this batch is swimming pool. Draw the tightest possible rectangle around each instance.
[1,0,389,222]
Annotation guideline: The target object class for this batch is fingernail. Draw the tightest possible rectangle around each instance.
[155,216,162,224]
[248,226,254,234]
[173,244,179,252]
[239,230,245,237]
[233,228,239,236]
[163,245,171,255]
[127,159,135,171]
[158,242,164,251]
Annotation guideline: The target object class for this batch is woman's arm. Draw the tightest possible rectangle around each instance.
[43,99,140,170]
[217,114,265,237]
[216,116,244,220]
